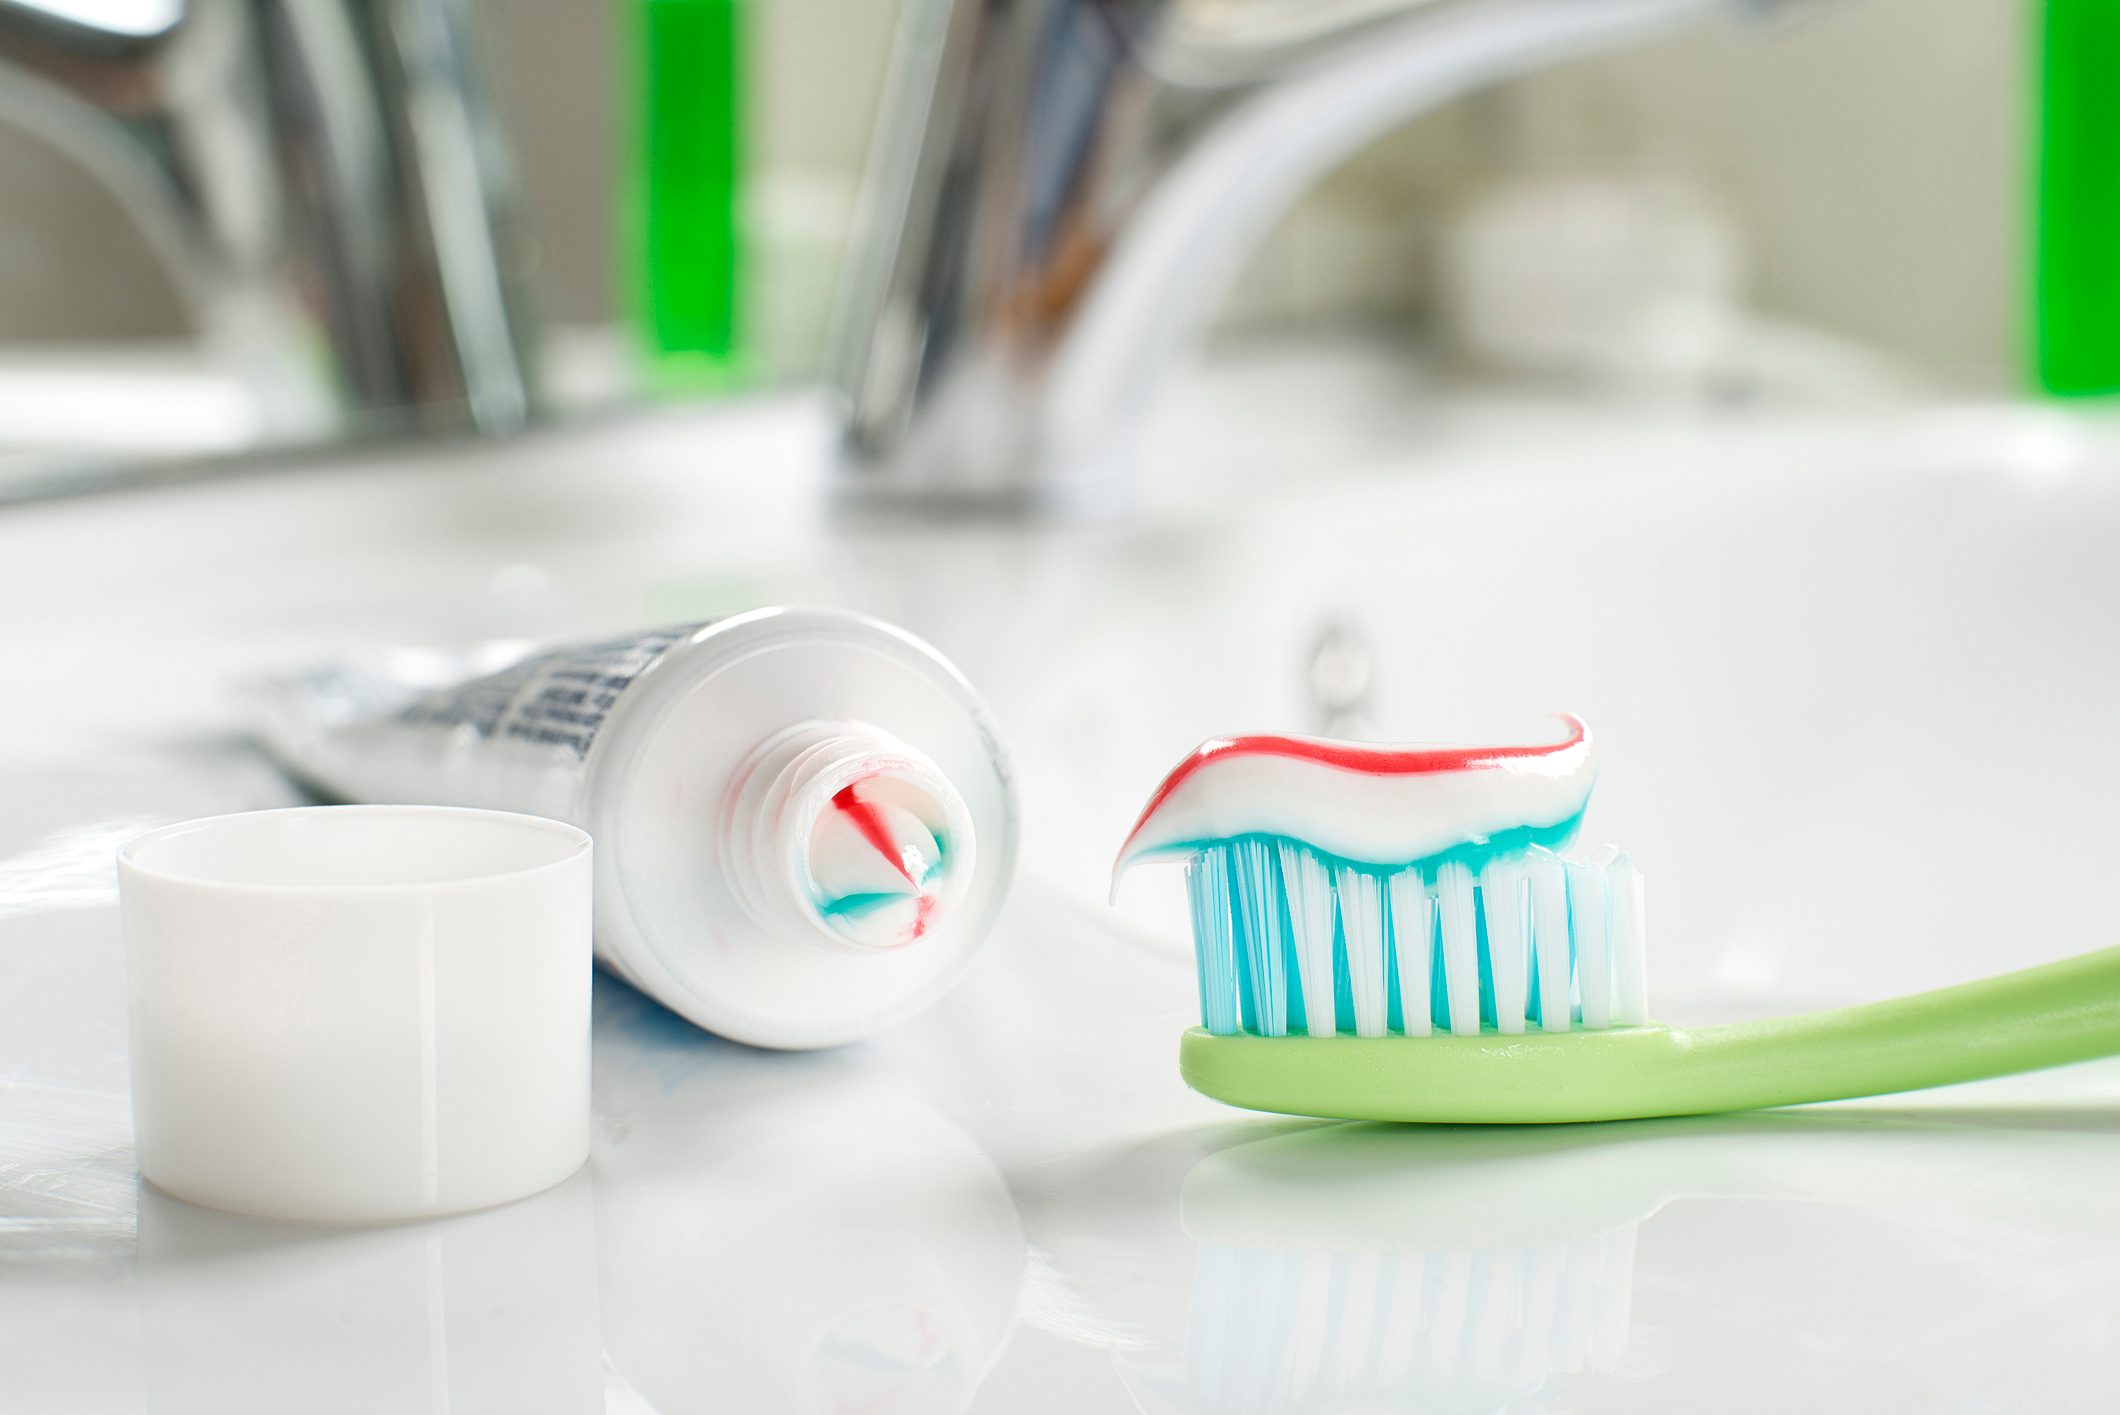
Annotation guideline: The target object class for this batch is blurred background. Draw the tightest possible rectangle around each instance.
[0,0,2031,491]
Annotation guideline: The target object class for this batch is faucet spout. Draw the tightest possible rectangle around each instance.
[0,0,536,445]
[833,0,1737,514]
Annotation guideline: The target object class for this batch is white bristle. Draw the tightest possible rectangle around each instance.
[1565,857,1611,1030]
[1528,854,1572,1032]
[1187,850,1240,1036]
[1609,854,1649,1025]
[1387,869,1432,1037]
[1281,842,1339,1037]
[1478,858,1530,1035]
[1434,861,1481,1037]
[1337,865,1389,1037]
[1235,839,1288,1036]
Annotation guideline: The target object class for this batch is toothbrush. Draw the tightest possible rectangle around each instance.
[1114,717,2120,1124]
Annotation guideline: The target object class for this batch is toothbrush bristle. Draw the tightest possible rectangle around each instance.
[1281,842,1337,1039]
[1479,857,1529,1035]
[1184,840,1647,1037]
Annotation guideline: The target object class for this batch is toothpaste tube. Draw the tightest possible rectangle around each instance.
[254,607,1018,1048]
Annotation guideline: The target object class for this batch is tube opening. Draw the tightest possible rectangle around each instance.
[723,721,978,954]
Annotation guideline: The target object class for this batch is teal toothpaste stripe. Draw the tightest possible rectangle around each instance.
[816,892,903,919]
[1142,813,1587,877]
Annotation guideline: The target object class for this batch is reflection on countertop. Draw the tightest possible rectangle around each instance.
[1013,1100,2120,1413]
[137,1174,603,1415]
[592,981,1027,1415]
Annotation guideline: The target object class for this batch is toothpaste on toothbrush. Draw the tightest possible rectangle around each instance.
[1116,716,1645,1039]
[254,607,1018,1049]
[1115,715,1595,879]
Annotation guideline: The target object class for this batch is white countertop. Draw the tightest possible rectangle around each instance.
[4,346,2120,1411]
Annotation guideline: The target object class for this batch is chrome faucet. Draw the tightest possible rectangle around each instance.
[0,0,535,445]
[833,0,1746,513]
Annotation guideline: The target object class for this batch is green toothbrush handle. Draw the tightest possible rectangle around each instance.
[1180,945,2120,1124]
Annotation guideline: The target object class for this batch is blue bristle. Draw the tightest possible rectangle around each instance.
[1331,924,1356,1034]
[1186,850,1239,1035]
[1475,907,1498,1031]
[1183,837,1645,1037]
[1428,929,1448,1032]
[1229,839,1288,1037]
[1383,924,1404,1035]
[1527,942,1545,1029]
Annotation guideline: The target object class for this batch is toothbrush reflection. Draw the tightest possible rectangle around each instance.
[592,982,1028,1415]
[1022,1103,2120,1411]
[1161,1127,1644,1414]
[137,1169,602,1415]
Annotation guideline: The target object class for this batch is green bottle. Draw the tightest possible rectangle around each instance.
[2035,0,2120,396]
[628,0,750,387]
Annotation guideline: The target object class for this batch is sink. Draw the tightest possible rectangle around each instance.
[3,341,2119,1410]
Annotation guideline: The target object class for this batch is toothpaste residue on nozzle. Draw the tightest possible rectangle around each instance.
[809,777,948,947]
[1113,714,1596,890]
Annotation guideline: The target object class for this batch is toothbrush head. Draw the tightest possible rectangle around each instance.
[1177,837,1647,1042]
[1116,720,1644,1036]
[1116,719,1654,1120]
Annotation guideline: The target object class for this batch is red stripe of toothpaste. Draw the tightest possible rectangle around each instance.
[832,781,918,884]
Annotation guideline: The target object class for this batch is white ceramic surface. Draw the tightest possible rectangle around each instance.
[118,805,593,1222]
[3,342,2118,1410]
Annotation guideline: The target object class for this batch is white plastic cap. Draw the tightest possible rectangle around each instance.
[118,805,593,1223]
